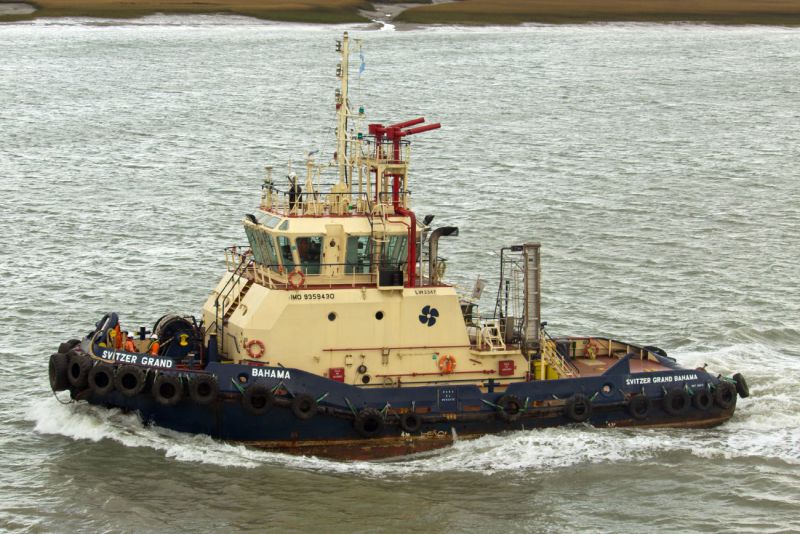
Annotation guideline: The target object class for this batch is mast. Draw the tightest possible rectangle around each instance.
[336,32,350,186]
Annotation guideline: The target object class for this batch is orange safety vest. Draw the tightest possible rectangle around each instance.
[113,324,123,349]
[124,338,137,352]
[149,341,160,356]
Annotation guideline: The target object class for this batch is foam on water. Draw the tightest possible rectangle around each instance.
[27,342,800,478]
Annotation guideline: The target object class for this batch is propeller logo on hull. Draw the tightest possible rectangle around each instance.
[419,305,439,327]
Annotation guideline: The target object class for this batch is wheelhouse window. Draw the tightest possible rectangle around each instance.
[296,236,322,275]
[381,235,407,269]
[277,236,295,271]
[345,235,372,274]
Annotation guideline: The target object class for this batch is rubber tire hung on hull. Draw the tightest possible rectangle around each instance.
[692,389,713,411]
[188,374,219,405]
[354,408,384,438]
[153,374,183,406]
[115,365,147,397]
[242,384,273,415]
[67,351,92,389]
[627,394,651,420]
[714,382,737,409]
[496,395,523,422]
[290,394,317,420]
[88,363,115,396]
[662,388,690,416]
[565,394,592,422]
[49,353,70,392]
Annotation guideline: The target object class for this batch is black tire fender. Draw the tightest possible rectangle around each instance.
[67,351,93,390]
[565,394,592,422]
[242,384,273,415]
[354,408,385,438]
[115,365,147,397]
[496,394,523,422]
[627,394,651,420]
[714,382,737,409]
[49,353,70,392]
[732,373,750,399]
[88,362,116,396]
[290,394,317,420]
[58,339,81,355]
[152,373,184,406]
[692,388,713,411]
[663,388,690,416]
[188,374,219,405]
[399,412,423,433]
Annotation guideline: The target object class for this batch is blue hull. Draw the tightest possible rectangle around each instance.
[69,349,738,460]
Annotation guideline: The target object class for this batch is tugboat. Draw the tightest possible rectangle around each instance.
[48,33,750,460]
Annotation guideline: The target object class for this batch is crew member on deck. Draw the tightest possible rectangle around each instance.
[148,334,160,356]
[124,332,137,353]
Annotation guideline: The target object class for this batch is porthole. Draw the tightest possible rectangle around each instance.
[375,311,384,320]
[328,312,337,321]
[361,374,371,384]
[237,373,249,384]
[601,383,613,395]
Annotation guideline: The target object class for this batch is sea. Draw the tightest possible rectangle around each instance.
[1,17,799,533]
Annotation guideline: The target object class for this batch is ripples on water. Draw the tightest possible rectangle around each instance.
[1,18,799,533]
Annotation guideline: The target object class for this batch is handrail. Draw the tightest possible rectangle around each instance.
[214,252,252,356]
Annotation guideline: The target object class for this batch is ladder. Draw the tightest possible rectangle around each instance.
[540,337,576,379]
[214,256,253,356]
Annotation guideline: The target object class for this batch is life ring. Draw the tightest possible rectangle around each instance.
[354,408,384,438]
[245,339,266,359]
[188,374,219,405]
[585,339,600,360]
[152,374,183,406]
[291,394,317,420]
[115,365,147,397]
[627,394,651,420]
[287,268,305,289]
[663,388,690,416]
[565,394,592,422]
[88,363,116,396]
[438,354,456,374]
[496,394,523,422]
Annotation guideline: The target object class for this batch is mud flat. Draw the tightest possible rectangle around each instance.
[0,0,371,22]
[3,0,800,26]
[394,0,800,26]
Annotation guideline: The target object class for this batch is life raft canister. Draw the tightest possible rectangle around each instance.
[438,354,456,374]
[245,339,266,359]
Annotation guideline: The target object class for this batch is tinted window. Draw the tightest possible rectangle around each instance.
[345,236,372,274]
[296,236,322,275]
[381,235,407,269]
[277,236,295,270]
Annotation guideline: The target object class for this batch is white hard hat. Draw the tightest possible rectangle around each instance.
[150,333,158,339]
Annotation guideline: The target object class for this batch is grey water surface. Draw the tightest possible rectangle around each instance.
[1,18,799,533]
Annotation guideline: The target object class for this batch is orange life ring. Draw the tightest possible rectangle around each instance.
[245,339,266,359]
[287,268,305,289]
[438,354,456,374]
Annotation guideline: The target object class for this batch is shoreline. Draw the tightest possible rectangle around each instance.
[4,0,800,26]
